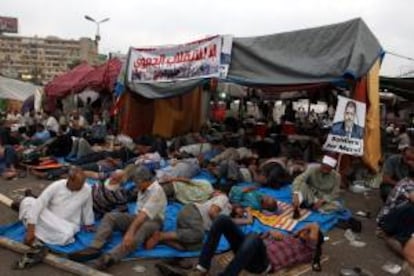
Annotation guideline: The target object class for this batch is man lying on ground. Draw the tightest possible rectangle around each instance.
[178,215,323,276]
[11,167,94,246]
[229,185,278,212]
[145,193,231,251]
[292,155,342,218]
[69,166,167,270]
[160,176,213,204]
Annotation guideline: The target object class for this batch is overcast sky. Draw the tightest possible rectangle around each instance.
[1,0,413,76]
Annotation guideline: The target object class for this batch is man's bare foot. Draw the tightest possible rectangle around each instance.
[145,231,161,250]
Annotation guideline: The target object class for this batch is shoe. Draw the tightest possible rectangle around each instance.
[10,200,21,212]
[68,247,101,262]
[24,189,37,198]
[91,254,115,271]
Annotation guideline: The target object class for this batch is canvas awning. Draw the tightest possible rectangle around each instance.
[0,76,41,101]
[126,18,383,99]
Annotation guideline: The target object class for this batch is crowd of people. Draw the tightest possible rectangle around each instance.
[0,105,413,275]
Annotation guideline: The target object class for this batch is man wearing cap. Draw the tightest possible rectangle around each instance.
[11,167,94,246]
[292,155,341,217]
[69,166,167,270]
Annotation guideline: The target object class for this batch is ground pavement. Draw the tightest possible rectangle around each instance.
[0,176,403,276]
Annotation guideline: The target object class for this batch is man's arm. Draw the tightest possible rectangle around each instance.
[292,167,313,191]
[81,190,95,227]
[382,157,398,186]
[122,211,148,251]
[383,174,398,186]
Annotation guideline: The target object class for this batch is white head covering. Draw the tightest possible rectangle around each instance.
[322,155,337,168]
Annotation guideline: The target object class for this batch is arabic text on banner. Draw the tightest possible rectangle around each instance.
[127,35,232,83]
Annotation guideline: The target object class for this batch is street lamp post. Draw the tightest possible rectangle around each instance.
[84,15,110,43]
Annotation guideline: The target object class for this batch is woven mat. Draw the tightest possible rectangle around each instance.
[216,252,329,276]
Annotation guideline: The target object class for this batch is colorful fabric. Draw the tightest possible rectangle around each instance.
[91,180,136,218]
[377,177,414,223]
[249,202,311,232]
[265,235,315,272]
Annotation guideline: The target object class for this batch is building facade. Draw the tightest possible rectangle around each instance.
[0,35,98,84]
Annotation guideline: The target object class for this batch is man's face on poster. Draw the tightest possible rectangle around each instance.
[344,103,356,128]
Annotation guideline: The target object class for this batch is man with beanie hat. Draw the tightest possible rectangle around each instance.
[292,155,342,218]
[69,165,167,270]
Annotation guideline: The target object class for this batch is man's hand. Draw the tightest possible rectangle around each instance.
[313,199,325,210]
[242,186,257,193]
[24,224,35,246]
[83,225,95,232]
[122,232,135,252]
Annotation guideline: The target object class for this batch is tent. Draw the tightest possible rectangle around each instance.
[0,75,40,101]
[126,18,382,99]
[120,18,383,172]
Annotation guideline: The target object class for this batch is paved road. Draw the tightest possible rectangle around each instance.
[0,176,402,275]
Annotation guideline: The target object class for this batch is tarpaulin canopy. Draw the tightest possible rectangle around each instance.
[0,75,41,101]
[45,63,94,98]
[45,59,123,99]
[228,18,382,85]
[126,18,382,99]
[380,76,414,100]
[76,58,122,93]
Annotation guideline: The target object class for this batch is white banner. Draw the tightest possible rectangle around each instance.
[127,35,232,83]
[323,95,366,156]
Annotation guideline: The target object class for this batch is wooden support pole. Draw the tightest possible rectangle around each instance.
[0,237,112,276]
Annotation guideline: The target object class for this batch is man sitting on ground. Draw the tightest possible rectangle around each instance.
[377,161,414,272]
[380,146,414,202]
[292,155,341,218]
[69,166,167,270]
[12,167,94,246]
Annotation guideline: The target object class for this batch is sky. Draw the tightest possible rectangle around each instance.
[1,0,414,76]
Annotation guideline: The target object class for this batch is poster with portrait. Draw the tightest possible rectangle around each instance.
[323,95,366,156]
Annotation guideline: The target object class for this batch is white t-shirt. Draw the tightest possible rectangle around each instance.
[195,194,231,230]
[136,181,167,221]
[46,116,60,133]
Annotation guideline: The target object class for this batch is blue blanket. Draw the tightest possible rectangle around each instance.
[0,171,350,259]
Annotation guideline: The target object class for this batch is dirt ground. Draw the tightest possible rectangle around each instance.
[0,176,404,276]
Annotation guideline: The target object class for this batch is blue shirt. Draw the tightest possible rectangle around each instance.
[229,186,263,210]
[33,130,51,142]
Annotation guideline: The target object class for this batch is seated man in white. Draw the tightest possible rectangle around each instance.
[16,167,94,246]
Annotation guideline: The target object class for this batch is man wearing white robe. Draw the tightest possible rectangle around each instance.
[18,168,94,246]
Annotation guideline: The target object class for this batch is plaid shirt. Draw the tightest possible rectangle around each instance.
[377,177,414,223]
[265,236,316,272]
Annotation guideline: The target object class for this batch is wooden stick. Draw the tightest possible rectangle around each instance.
[0,193,13,207]
[0,237,112,276]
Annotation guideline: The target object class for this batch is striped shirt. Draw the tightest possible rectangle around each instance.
[92,180,137,218]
